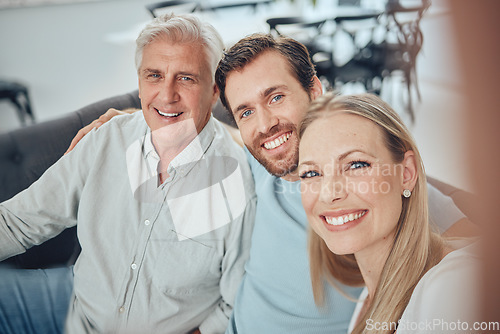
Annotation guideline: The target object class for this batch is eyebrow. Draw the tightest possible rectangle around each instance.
[297,161,316,169]
[141,69,200,79]
[299,149,375,167]
[177,71,200,79]
[338,149,374,161]
[233,85,287,114]
[142,68,161,75]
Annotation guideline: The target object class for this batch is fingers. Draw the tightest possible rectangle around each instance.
[64,107,135,155]
[103,108,123,118]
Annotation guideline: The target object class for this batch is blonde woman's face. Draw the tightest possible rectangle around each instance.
[298,113,406,257]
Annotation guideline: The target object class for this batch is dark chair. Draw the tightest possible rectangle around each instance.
[0,80,35,127]
[0,91,141,269]
[145,0,273,17]
[146,0,199,18]
[266,16,327,66]
[357,0,431,122]
[266,12,382,94]
[266,16,326,37]
[326,10,383,92]
[199,0,273,12]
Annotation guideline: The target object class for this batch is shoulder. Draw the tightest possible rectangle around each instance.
[210,118,255,197]
[242,145,275,186]
[97,110,146,133]
[91,111,147,147]
[211,119,246,160]
[399,243,481,332]
[422,242,480,286]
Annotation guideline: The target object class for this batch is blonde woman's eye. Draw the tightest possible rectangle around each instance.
[300,170,320,179]
[349,161,370,170]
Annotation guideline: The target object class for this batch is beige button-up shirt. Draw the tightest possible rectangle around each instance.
[0,112,256,334]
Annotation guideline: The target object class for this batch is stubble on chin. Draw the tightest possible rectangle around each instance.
[248,138,299,178]
[246,122,301,177]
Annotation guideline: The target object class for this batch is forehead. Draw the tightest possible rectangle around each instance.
[225,51,300,98]
[300,113,385,159]
[141,38,209,70]
[237,51,296,82]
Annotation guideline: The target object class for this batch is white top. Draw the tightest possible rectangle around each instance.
[226,149,465,334]
[349,242,480,333]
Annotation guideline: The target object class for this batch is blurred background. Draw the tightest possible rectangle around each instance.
[0,0,475,191]
[0,0,498,325]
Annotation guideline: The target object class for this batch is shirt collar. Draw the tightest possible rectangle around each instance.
[142,115,216,177]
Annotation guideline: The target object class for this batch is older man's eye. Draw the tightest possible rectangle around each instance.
[147,73,161,80]
[300,170,320,179]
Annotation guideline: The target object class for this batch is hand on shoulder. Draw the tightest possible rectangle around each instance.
[65,108,138,154]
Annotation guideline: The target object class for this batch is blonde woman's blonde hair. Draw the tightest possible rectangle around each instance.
[299,93,444,334]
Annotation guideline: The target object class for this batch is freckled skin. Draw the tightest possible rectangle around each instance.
[298,113,407,258]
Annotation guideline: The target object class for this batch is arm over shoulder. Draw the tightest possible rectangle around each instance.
[427,183,466,233]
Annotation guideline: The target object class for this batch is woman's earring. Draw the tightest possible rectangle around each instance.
[403,189,411,198]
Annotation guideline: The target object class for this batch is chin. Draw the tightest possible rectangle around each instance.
[261,154,298,177]
[316,229,356,255]
[322,240,354,256]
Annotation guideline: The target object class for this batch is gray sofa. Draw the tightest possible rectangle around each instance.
[0,90,477,269]
[0,91,141,268]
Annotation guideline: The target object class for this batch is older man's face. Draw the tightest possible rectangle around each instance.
[138,36,218,147]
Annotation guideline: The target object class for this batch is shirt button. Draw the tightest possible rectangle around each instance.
[144,219,150,226]
[131,263,137,270]
[119,307,125,313]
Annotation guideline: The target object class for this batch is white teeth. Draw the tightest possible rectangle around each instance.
[325,211,366,226]
[263,132,291,150]
[157,109,181,117]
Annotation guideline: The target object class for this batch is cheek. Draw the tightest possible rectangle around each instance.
[350,175,402,217]
[200,88,215,104]
[346,168,399,198]
[300,182,320,217]
[237,123,253,145]
[291,96,313,123]
[139,83,155,101]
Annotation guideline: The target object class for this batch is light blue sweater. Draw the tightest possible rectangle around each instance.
[226,149,464,333]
